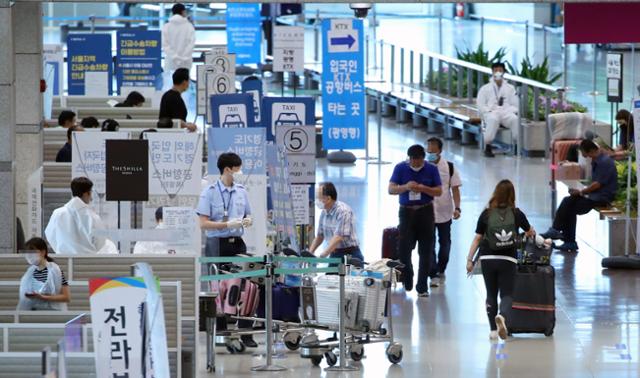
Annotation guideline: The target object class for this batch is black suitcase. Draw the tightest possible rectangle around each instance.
[507,264,555,336]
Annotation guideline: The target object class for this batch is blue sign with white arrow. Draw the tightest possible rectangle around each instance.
[321,19,365,150]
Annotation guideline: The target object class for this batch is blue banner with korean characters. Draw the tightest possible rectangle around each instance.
[226,3,262,64]
[116,30,162,92]
[207,127,266,176]
[67,34,113,95]
[321,19,366,150]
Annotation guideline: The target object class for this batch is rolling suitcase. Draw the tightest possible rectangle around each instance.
[507,264,555,336]
[221,278,260,317]
[382,227,399,259]
[256,283,300,322]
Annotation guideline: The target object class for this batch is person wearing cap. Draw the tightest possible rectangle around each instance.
[389,144,442,297]
[162,3,195,72]
[477,62,520,157]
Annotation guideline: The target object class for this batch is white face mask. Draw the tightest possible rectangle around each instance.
[24,253,40,266]
[493,72,504,80]
[315,199,325,210]
[235,169,243,176]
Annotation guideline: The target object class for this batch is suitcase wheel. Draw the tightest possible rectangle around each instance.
[544,328,554,337]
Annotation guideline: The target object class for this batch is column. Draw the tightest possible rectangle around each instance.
[0,0,16,254]
[13,2,44,239]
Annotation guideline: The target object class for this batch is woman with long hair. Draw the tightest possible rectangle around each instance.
[465,180,535,340]
[17,237,70,310]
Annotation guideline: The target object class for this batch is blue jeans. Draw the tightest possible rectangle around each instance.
[430,220,452,278]
[330,247,365,265]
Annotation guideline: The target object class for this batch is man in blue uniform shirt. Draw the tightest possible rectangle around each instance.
[389,144,442,297]
[197,152,257,347]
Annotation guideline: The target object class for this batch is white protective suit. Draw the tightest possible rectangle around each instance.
[162,14,196,71]
[17,261,68,311]
[45,197,117,254]
[477,79,520,145]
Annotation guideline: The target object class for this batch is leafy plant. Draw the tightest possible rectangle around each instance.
[614,159,638,215]
[506,56,562,85]
[455,43,507,67]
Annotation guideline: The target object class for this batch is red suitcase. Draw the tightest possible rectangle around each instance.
[551,139,580,182]
[382,227,399,259]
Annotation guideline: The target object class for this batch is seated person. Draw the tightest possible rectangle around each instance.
[612,109,634,159]
[57,110,76,129]
[17,237,70,310]
[115,91,146,108]
[542,139,618,252]
[55,125,84,163]
[80,116,99,129]
[101,118,120,132]
[477,62,519,157]
[44,177,117,254]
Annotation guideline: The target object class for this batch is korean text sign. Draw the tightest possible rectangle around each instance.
[207,127,266,175]
[145,132,203,197]
[116,30,162,92]
[321,19,365,150]
[67,34,113,95]
[89,277,148,378]
[226,4,262,64]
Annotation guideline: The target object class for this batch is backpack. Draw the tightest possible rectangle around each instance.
[484,207,518,251]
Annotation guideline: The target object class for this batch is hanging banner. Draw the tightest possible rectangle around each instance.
[67,34,113,95]
[606,53,623,103]
[321,19,366,150]
[116,30,162,92]
[145,133,203,197]
[106,140,149,202]
[43,44,64,96]
[263,96,315,142]
[226,3,262,64]
[209,93,255,128]
[273,26,305,73]
[27,167,43,239]
[89,277,148,378]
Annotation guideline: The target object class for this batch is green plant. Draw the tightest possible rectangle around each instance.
[614,159,638,215]
[507,56,562,85]
[455,43,507,67]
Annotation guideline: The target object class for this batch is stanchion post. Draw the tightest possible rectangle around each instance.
[252,254,286,371]
[326,261,358,371]
[524,20,529,59]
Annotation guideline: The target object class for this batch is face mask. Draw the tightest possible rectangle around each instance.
[618,121,627,126]
[235,169,244,176]
[24,253,40,266]
[315,199,325,210]
[493,72,504,80]
[427,153,439,163]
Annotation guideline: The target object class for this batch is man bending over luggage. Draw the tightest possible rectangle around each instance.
[542,139,618,252]
[197,152,257,347]
[310,182,365,263]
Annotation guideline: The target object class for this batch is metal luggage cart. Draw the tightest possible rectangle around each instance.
[296,260,405,367]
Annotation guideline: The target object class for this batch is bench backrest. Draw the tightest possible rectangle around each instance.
[52,107,160,120]
[0,353,96,378]
[53,95,151,108]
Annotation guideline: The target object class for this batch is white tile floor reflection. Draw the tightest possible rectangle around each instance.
[196,114,640,377]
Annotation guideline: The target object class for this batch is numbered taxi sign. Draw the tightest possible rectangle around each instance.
[209,93,256,129]
[275,125,316,184]
[206,70,236,124]
[262,96,315,141]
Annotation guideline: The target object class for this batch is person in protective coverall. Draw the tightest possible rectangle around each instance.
[476,62,519,158]
[17,237,70,311]
[45,177,117,254]
[162,3,195,72]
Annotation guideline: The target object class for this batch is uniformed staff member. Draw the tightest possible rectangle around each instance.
[196,152,256,347]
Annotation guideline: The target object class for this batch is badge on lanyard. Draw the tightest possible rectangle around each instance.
[223,211,229,222]
[409,191,421,201]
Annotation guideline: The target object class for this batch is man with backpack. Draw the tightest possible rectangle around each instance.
[426,138,462,288]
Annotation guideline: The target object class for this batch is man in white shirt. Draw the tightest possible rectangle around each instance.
[162,3,196,72]
[476,62,519,158]
[426,138,462,287]
[45,177,116,254]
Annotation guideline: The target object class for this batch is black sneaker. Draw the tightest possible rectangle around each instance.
[403,278,413,292]
[241,335,258,348]
[484,144,495,158]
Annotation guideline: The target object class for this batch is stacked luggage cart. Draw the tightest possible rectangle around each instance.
[199,253,404,372]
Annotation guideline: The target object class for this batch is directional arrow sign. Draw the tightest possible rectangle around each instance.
[330,34,356,49]
[327,29,359,53]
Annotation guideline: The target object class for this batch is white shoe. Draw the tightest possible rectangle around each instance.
[430,277,439,287]
[495,315,508,340]
[489,331,499,340]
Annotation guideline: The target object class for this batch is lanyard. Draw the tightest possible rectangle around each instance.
[492,83,501,103]
[217,180,233,217]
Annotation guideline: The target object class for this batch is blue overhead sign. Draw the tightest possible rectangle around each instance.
[321,19,366,150]
[262,96,315,142]
[67,34,113,95]
[116,30,162,92]
[210,93,256,128]
[226,3,262,64]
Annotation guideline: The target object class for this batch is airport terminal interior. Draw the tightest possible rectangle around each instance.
[1,2,640,377]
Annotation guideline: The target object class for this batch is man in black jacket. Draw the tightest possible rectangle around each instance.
[159,68,197,131]
[55,125,84,162]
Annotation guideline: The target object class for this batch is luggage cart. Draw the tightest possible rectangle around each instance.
[297,260,404,366]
